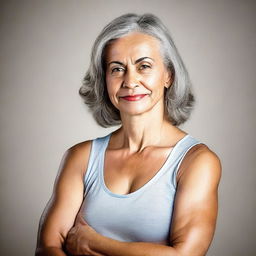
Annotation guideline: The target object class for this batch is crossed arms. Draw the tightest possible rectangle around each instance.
[35,141,221,256]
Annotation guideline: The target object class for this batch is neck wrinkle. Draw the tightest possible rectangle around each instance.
[118,103,171,153]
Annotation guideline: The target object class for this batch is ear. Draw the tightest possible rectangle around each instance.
[164,69,173,89]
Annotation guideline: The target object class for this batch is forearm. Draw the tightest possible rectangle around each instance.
[35,247,67,256]
[91,234,180,256]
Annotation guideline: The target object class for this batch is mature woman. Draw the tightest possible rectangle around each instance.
[36,13,221,256]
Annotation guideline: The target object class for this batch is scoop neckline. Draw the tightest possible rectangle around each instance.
[100,133,190,198]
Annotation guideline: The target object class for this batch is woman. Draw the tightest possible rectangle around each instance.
[36,13,221,256]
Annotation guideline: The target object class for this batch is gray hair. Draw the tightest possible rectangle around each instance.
[79,13,195,127]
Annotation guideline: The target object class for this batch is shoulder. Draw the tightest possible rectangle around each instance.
[68,139,93,156]
[177,143,222,188]
[170,144,221,254]
[60,139,93,177]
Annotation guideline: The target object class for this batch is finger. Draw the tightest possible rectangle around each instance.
[67,227,76,236]
[75,212,87,226]
[79,200,86,213]
[74,211,82,226]
[64,238,73,254]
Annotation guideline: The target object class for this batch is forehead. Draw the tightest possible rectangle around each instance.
[105,32,162,62]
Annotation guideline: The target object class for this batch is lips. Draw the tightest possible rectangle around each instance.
[120,94,148,101]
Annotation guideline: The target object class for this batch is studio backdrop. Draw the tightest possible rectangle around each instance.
[0,0,255,255]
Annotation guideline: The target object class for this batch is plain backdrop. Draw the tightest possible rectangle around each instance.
[1,0,256,255]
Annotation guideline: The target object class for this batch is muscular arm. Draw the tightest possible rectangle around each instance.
[35,141,92,256]
[67,145,221,256]
[169,145,222,255]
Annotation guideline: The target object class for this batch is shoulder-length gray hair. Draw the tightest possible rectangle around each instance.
[79,13,195,127]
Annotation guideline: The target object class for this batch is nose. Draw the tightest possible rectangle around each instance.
[122,69,139,88]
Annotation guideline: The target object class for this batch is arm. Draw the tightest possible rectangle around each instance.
[169,145,222,256]
[35,141,92,256]
[66,145,221,256]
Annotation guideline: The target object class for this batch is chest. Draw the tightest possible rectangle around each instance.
[103,147,173,195]
[82,168,176,244]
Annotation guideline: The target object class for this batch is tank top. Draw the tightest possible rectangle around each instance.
[81,132,202,244]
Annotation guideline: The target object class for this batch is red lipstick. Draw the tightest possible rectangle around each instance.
[121,94,148,101]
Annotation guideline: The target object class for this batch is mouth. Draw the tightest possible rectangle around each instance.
[119,94,149,101]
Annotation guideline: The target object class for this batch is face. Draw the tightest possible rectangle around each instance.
[105,32,172,117]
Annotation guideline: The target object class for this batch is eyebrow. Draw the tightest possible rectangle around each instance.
[108,57,154,66]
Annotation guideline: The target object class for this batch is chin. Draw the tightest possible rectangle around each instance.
[119,104,155,117]
[113,97,162,117]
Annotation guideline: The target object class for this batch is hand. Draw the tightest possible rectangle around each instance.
[65,213,103,256]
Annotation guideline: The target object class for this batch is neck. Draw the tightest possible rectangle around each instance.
[117,101,176,153]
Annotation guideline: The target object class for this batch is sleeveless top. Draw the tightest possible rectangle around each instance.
[80,132,202,244]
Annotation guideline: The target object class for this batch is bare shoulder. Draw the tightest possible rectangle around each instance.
[63,139,93,177]
[177,143,222,187]
[68,139,92,159]
[170,144,222,254]
[36,139,94,250]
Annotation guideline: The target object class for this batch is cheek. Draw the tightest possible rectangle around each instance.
[106,82,117,98]
[106,76,115,94]
[145,72,166,90]
[106,79,120,105]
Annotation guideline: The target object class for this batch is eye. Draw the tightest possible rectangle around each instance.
[139,64,151,70]
[111,67,125,73]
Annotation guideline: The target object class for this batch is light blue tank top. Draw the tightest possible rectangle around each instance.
[81,132,202,244]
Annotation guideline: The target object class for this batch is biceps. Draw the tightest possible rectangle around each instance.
[174,227,215,256]
[37,172,84,248]
[171,207,217,254]
[170,148,221,254]
[39,191,83,247]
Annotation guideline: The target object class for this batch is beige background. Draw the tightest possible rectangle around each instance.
[1,0,255,255]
